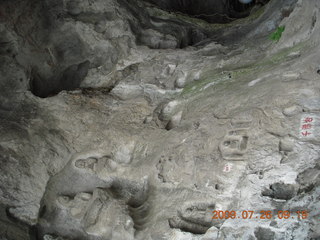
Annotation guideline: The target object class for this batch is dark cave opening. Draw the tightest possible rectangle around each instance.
[143,0,269,23]
[30,61,90,98]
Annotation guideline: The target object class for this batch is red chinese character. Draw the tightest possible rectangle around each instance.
[301,131,312,137]
[303,117,314,123]
[301,124,312,130]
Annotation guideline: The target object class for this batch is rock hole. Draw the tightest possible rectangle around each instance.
[30,61,90,98]
[262,182,295,200]
[39,205,47,218]
[311,12,317,30]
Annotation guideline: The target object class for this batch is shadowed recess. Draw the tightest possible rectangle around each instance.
[143,0,270,23]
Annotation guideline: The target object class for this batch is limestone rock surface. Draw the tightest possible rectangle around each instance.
[0,0,319,239]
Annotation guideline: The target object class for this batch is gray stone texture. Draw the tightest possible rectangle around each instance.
[0,0,319,239]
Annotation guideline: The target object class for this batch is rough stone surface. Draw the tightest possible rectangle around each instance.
[0,0,320,239]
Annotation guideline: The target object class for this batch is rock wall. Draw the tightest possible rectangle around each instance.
[0,0,319,239]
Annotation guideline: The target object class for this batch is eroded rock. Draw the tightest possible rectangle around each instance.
[262,182,296,200]
[1,0,320,239]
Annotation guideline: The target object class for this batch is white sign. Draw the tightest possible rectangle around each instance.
[299,115,316,138]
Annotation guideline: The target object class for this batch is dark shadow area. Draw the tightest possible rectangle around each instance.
[30,60,90,98]
[262,182,296,200]
[0,203,37,240]
[143,0,269,23]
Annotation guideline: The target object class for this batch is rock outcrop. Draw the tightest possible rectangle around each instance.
[0,0,319,239]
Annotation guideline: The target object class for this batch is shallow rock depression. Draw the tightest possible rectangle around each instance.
[0,0,319,239]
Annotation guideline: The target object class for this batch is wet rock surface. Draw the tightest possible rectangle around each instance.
[0,0,320,239]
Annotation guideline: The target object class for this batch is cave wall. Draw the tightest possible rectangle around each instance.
[0,0,320,239]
